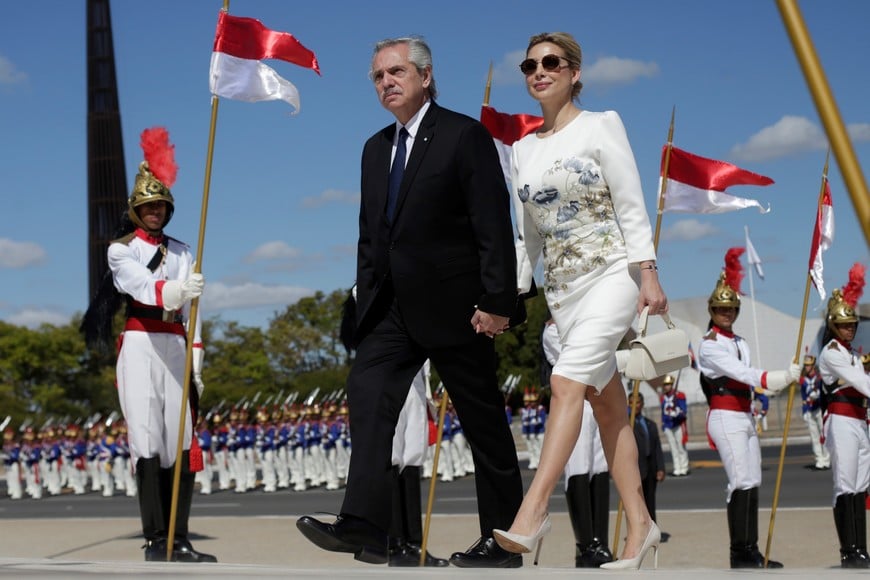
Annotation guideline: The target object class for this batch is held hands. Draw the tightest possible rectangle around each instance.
[162,273,205,311]
[192,346,205,397]
[471,309,509,339]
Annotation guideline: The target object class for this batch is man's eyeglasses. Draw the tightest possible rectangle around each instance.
[519,54,576,75]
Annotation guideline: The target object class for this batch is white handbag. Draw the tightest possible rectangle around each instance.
[624,306,691,381]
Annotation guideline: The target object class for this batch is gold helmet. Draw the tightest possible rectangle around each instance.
[708,271,741,316]
[803,354,816,366]
[826,288,858,331]
[861,352,870,366]
[128,127,177,232]
[662,375,675,387]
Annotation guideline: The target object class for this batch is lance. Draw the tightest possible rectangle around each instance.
[167,0,229,560]
[421,377,450,566]
[763,151,830,566]
[613,107,676,555]
[776,0,870,247]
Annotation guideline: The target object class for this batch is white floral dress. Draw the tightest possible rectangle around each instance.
[512,110,655,389]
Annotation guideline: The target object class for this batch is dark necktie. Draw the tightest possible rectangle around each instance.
[386,127,409,223]
[639,417,651,456]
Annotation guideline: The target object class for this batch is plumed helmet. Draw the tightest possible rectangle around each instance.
[827,263,865,332]
[662,375,675,387]
[708,271,741,313]
[861,352,870,366]
[803,354,816,366]
[826,288,858,329]
[128,127,177,231]
[708,248,744,317]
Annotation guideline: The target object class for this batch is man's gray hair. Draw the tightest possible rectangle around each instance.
[370,36,438,100]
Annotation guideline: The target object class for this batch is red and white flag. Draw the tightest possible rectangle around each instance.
[809,177,835,299]
[209,11,320,113]
[480,105,543,183]
[659,146,774,214]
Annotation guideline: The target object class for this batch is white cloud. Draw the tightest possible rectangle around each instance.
[730,116,825,162]
[0,238,47,268]
[245,241,302,263]
[662,219,719,241]
[300,188,360,208]
[0,55,27,85]
[582,57,659,88]
[7,308,70,328]
[202,281,314,310]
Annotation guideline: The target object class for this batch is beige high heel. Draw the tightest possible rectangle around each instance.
[492,514,552,566]
[600,521,661,570]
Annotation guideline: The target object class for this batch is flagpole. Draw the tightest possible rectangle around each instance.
[614,107,675,554]
[166,0,228,562]
[777,0,870,248]
[420,386,449,566]
[745,226,762,368]
[763,151,830,567]
[483,61,493,107]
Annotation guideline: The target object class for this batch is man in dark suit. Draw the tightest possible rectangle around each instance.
[630,392,665,525]
[296,36,523,568]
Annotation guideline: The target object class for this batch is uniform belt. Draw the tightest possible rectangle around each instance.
[127,306,182,324]
[829,393,868,408]
[715,387,752,399]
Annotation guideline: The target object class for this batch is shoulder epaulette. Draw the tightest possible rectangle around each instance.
[165,235,190,249]
[827,341,840,351]
[111,232,137,245]
[703,329,717,341]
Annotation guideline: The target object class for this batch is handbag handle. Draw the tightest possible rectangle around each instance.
[636,305,676,338]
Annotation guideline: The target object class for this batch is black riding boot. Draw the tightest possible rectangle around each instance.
[565,474,595,567]
[166,450,218,563]
[136,457,168,561]
[728,488,782,568]
[587,471,614,566]
[388,466,448,567]
[835,493,870,568]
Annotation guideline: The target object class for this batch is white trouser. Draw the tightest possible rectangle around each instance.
[260,449,277,492]
[5,462,22,499]
[824,413,870,503]
[804,409,830,468]
[664,425,690,475]
[214,449,230,490]
[707,408,761,502]
[116,331,191,468]
[275,447,290,488]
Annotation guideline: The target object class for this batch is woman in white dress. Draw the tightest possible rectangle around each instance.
[492,32,667,570]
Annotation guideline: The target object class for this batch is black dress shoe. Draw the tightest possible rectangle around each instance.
[143,538,167,562]
[449,536,523,568]
[172,537,218,563]
[296,514,388,564]
[730,545,783,568]
[389,542,449,567]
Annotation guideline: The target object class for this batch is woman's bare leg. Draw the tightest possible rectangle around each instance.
[588,372,653,559]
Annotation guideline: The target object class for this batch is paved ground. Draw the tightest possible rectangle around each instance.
[0,507,864,579]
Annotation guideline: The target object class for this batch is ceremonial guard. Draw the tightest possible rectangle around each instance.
[195,416,213,495]
[212,412,232,491]
[660,375,690,476]
[818,265,870,568]
[256,405,278,493]
[697,251,799,568]
[21,426,42,499]
[275,405,292,490]
[42,426,63,496]
[86,421,104,493]
[81,127,215,562]
[800,354,831,470]
[2,426,23,500]
[521,388,546,469]
[64,424,88,495]
[321,403,341,491]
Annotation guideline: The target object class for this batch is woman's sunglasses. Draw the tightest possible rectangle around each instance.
[519,54,576,75]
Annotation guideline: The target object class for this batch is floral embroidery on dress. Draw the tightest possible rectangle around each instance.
[519,153,625,296]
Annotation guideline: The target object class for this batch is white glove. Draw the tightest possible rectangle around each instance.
[766,363,802,393]
[162,273,205,311]
[192,346,205,397]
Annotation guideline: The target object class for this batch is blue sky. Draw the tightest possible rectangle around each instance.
[2,0,869,329]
